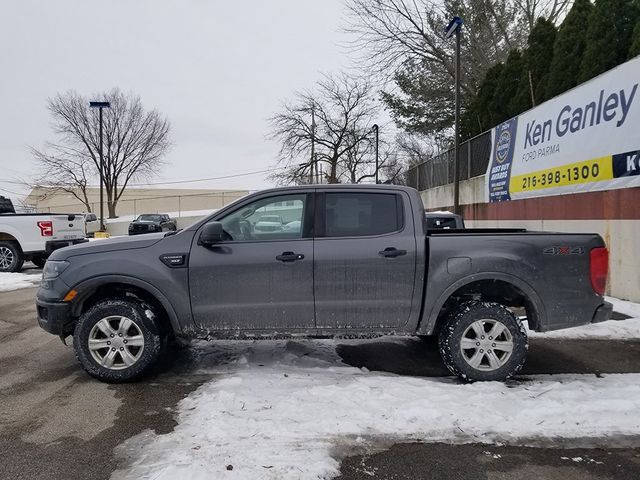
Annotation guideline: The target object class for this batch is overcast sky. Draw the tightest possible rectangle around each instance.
[0,0,356,199]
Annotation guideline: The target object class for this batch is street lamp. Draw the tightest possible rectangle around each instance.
[372,124,379,184]
[89,101,111,231]
[445,16,463,215]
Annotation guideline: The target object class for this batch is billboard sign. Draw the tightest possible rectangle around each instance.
[486,56,640,202]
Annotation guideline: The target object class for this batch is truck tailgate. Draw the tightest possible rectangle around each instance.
[49,214,85,240]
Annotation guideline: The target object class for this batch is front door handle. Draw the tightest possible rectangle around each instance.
[379,247,407,258]
[276,251,304,262]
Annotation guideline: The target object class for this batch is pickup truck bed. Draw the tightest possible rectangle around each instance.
[35,185,611,383]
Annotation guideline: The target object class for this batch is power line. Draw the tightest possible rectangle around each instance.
[129,167,288,186]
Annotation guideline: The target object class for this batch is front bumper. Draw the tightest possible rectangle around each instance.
[36,298,74,336]
[45,238,89,254]
[592,301,613,324]
[129,225,161,235]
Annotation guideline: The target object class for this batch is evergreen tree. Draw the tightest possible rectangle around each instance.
[546,0,594,98]
[630,19,640,57]
[490,50,524,124]
[512,18,557,112]
[579,0,640,82]
[463,63,505,137]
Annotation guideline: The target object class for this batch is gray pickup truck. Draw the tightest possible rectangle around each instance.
[36,185,612,383]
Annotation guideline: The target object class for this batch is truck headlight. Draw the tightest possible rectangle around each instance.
[43,260,70,279]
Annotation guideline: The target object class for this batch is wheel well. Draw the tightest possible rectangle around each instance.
[77,283,174,337]
[0,232,20,247]
[435,279,539,332]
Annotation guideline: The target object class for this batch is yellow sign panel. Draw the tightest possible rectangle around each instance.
[509,156,614,194]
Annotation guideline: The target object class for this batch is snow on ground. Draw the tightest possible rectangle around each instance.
[527,296,640,340]
[0,272,41,292]
[112,340,640,480]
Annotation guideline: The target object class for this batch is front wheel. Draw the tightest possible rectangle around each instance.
[438,301,528,382]
[73,299,163,382]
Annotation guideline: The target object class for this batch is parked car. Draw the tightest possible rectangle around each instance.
[0,213,87,271]
[282,220,302,233]
[128,214,177,235]
[254,214,284,233]
[84,213,100,237]
[425,211,465,230]
[36,185,611,383]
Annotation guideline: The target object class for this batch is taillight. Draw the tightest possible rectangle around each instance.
[37,221,53,237]
[589,247,608,296]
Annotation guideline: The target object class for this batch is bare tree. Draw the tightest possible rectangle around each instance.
[31,144,94,212]
[344,0,528,92]
[344,0,571,140]
[269,73,380,184]
[339,132,404,184]
[31,88,170,217]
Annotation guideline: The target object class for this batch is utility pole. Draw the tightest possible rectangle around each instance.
[310,106,316,184]
[445,16,463,215]
[89,101,111,231]
[372,124,379,184]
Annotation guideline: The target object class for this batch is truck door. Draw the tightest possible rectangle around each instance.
[188,192,315,331]
[313,190,417,330]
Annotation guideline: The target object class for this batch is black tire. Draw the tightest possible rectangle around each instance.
[438,301,528,382]
[73,298,163,383]
[31,255,47,269]
[0,241,24,273]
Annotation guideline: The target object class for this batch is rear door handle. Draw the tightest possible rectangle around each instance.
[276,251,304,262]
[378,247,407,258]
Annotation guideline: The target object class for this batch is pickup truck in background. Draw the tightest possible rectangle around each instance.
[425,211,465,229]
[35,185,611,383]
[0,213,87,271]
[128,214,177,235]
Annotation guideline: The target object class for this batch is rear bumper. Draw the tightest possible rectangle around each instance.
[45,238,88,254]
[36,298,74,336]
[592,301,613,324]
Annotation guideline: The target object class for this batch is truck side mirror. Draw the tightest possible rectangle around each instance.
[199,221,224,246]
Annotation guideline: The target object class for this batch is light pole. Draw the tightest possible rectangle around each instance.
[89,101,111,231]
[445,16,463,214]
[372,124,379,184]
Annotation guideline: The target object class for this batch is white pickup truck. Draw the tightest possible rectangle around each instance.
[0,213,87,272]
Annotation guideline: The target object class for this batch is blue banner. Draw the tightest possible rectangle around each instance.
[488,118,518,202]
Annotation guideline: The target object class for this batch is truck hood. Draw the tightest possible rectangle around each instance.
[49,233,165,260]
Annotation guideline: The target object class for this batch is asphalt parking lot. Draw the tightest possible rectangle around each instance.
[1,283,639,480]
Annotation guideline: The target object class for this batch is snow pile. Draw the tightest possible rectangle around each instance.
[0,272,41,292]
[528,296,640,340]
[112,340,640,480]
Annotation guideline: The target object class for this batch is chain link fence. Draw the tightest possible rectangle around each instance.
[406,131,491,191]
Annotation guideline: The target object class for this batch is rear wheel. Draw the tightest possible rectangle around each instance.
[31,255,47,269]
[0,241,24,273]
[438,301,528,382]
[74,298,163,382]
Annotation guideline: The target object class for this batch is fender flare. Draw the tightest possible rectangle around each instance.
[418,271,547,335]
[69,274,183,334]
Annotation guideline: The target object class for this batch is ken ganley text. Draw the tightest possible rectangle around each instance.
[523,83,638,157]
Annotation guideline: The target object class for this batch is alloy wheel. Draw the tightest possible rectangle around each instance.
[0,246,14,269]
[88,315,145,370]
[459,319,514,371]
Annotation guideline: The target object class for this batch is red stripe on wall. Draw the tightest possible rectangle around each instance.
[427,187,640,220]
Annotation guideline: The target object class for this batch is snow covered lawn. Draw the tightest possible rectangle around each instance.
[113,339,640,480]
[0,272,41,292]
